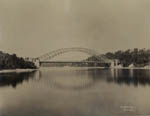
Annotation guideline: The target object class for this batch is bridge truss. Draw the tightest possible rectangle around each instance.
[37,47,112,63]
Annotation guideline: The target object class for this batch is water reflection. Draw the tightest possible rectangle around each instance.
[0,71,36,88]
[0,68,150,116]
[35,68,150,90]
[108,69,150,86]
[0,68,150,89]
[34,69,97,90]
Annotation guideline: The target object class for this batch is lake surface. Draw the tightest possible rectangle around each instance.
[0,67,150,116]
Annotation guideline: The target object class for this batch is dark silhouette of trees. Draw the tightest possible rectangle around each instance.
[111,48,150,67]
[86,48,150,67]
[0,51,36,70]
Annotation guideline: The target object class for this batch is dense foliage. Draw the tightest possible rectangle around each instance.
[0,51,36,70]
[87,48,150,67]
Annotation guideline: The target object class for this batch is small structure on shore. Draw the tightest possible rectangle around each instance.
[116,64,123,68]
[128,64,135,68]
[144,65,150,69]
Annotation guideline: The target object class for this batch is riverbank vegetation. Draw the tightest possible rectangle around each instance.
[0,51,36,70]
[87,48,150,67]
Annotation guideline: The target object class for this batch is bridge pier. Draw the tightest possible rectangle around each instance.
[110,59,119,68]
[94,62,97,67]
[33,58,40,68]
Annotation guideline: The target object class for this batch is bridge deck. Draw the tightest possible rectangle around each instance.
[39,61,111,67]
[40,61,110,63]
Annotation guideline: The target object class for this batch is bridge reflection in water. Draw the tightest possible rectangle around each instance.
[0,68,150,89]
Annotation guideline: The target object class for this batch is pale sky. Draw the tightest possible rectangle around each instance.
[0,0,150,60]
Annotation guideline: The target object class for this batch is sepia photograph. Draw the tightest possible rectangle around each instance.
[0,0,150,116]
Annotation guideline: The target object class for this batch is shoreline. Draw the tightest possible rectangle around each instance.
[0,69,38,74]
[40,67,150,70]
[110,67,150,70]
[0,66,149,73]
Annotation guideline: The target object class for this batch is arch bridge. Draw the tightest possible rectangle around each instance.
[34,47,114,67]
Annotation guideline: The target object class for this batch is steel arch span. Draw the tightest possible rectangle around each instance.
[37,47,112,63]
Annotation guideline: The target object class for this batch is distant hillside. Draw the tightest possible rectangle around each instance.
[86,48,150,67]
[0,51,36,70]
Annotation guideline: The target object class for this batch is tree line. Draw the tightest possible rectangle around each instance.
[86,48,150,67]
[0,51,36,70]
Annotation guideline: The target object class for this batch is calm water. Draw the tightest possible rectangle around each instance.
[0,68,150,116]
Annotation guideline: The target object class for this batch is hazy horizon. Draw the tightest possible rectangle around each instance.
[0,0,150,60]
